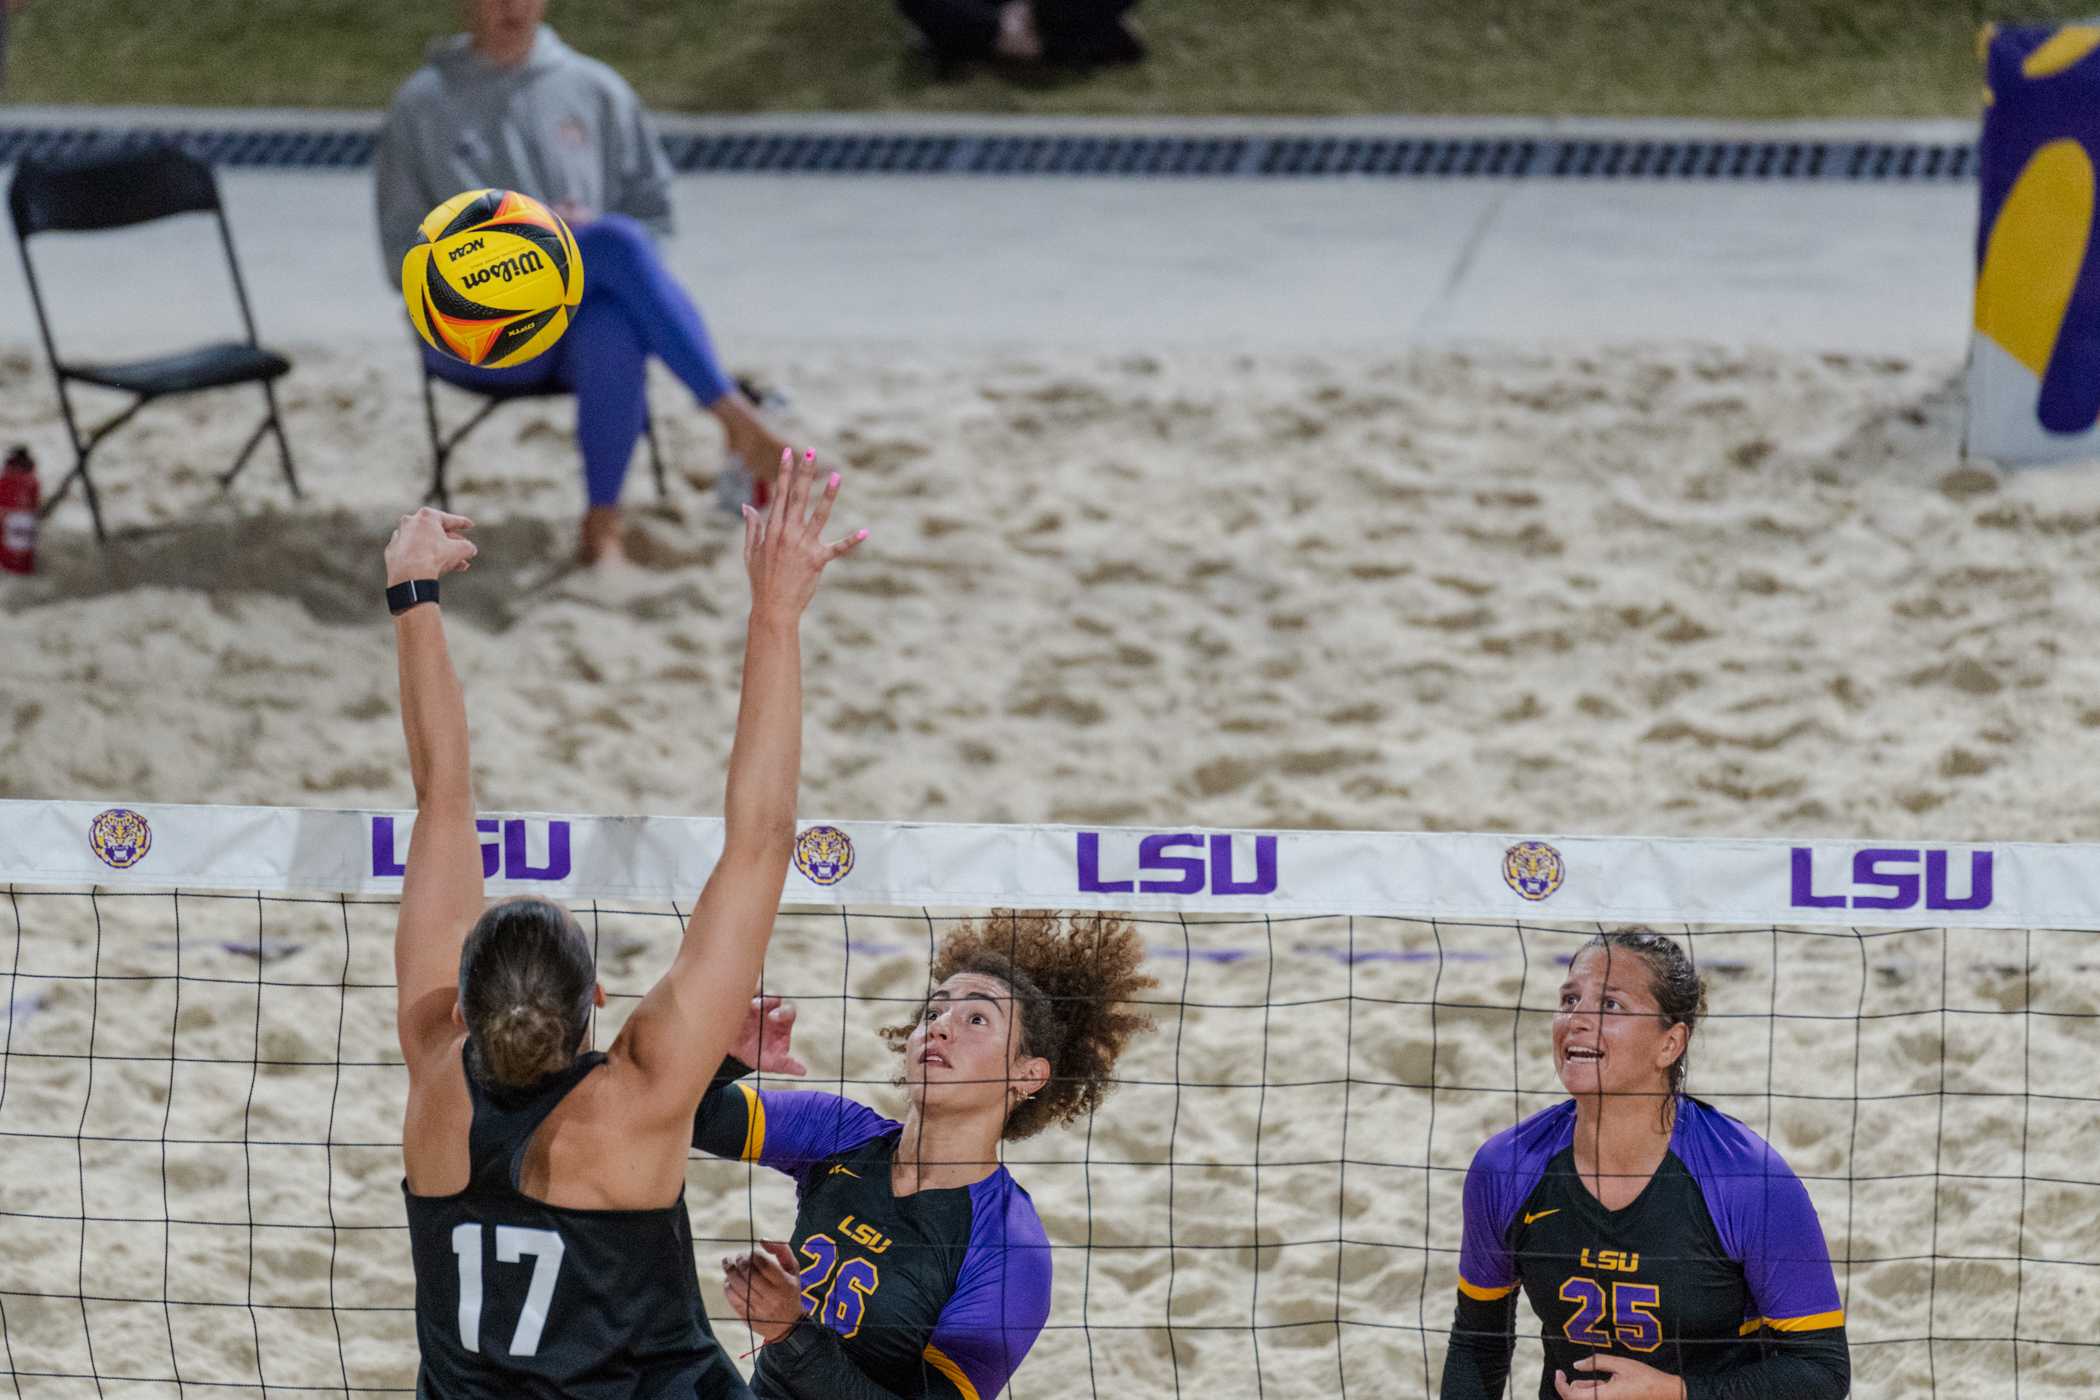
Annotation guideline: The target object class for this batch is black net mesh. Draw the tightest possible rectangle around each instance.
[0,886,2093,1397]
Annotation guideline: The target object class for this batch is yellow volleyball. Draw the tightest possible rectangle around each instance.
[400,189,583,369]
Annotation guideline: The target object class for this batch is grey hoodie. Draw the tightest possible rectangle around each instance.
[373,25,673,281]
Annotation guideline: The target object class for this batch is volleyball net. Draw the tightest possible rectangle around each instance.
[0,800,2093,1398]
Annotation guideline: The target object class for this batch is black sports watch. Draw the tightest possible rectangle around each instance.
[386,578,441,615]
[763,1318,823,1367]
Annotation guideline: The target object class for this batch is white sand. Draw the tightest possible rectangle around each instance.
[2,339,2097,1397]
[1,339,2089,840]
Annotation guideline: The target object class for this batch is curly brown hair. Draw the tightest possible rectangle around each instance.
[880,910,1158,1141]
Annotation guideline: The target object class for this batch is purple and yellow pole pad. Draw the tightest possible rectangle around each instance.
[1969,23,2100,463]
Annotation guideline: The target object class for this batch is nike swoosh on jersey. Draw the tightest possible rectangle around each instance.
[829,1165,861,1179]
[1523,1208,1560,1225]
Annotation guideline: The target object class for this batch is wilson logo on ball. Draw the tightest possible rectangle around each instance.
[401,188,582,369]
[461,250,545,290]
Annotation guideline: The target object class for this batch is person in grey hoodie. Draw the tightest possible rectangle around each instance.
[375,0,788,567]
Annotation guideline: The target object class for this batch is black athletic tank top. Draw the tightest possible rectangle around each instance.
[403,1046,749,1399]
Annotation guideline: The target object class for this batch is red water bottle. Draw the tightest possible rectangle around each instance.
[0,446,38,575]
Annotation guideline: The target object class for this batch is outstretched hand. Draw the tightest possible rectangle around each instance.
[1554,1355,1687,1400]
[744,448,864,624]
[385,507,477,587]
[729,995,808,1077]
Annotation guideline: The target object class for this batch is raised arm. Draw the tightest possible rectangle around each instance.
[613,450,864,1120]
[386,508,484,1076]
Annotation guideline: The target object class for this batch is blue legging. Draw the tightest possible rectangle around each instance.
[424,214,734,507]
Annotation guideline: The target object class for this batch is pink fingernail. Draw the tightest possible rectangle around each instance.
[855,528,870,541]
[780,447,791,463]
[828,472,840,490]
[804,449,816,462]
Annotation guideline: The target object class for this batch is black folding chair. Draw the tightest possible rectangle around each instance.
[420,368,667,511]
[8,145,299,541]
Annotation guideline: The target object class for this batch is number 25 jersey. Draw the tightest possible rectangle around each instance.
[1441,1097,1849,1400]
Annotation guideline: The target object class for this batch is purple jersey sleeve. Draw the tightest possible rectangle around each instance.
[735,1088,898,1182]
[1456,1101,1574,1302]
[918,1169,1052,1400]
[1673,1100,1845,1332]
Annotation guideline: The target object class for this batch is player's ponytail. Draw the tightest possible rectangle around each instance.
[458,897,597,1091]
[1587,928,1708,1131]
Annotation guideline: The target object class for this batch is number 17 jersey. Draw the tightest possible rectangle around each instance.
[404,1049,749,1399]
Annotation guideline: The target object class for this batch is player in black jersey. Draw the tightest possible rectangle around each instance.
[1441,930,1850,1400]
[385,451,864,1399]
[692,910,1158,1399]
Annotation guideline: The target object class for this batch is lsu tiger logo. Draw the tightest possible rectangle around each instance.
[89,808,153,870]
[794,825,855,887]
[1503,840,1564,902]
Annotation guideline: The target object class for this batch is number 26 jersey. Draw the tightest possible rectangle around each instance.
[693,1069,1052,1400]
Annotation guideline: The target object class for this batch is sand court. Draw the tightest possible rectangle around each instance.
[1,111,2091,1400]
[0,334,2069,842]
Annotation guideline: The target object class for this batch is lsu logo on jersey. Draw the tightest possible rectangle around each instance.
[1580,1248,1641,1273]
[794,825,855,887]
[838,1214,891,1255]
[1503,840,1564,902]
[89,808,153,870]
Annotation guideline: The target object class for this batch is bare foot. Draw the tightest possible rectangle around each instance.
[579,505,628,568]
[711,391,791,502]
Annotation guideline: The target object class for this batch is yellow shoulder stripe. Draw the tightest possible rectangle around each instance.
[922,1342,981,1400]
[1738,1309,1845,1335]
[736,1081,766,1162]
[1457,1276,1518,1302]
